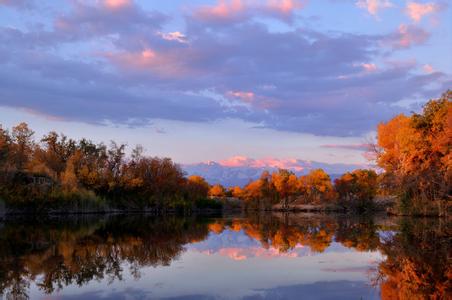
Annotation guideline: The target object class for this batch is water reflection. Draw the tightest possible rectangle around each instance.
[0,214,449,299]
[376,218,451,299]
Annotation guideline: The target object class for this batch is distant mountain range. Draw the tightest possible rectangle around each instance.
[182,156,369,187]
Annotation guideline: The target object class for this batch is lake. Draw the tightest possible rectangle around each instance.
[0,213,449,299]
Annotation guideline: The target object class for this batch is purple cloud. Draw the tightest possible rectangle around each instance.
[0,0,448,137]
[0,0,33,9]
[383,24,430,49]
[191,0,305,24]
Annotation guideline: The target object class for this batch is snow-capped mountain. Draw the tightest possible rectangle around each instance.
[182,156,368,187]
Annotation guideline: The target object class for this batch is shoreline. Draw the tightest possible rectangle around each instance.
[1,207,450,219]
[1,196,449,219]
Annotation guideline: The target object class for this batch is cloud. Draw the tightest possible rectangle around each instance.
[263,0,305,19]
[52,0,168,44]
[219,156,308,171]
[0,57,231,125]
[216,156,368,172]
[103,0,132,10]
[360,63,378,72]
[191,228,311,259]
[267,0,304,13]
[248,281,378,300]
[355,0,393,17]
[194,0,245,22]
[0,0,448,138]
[193,0,304,24]
[227,91,255,103]
[104,48,188,77]
[0,0,33,9]
[321,144,371,151]
[159,31,187,43]
[200,245,304,260]
[422,64,434,74]
[405,2,441,22]
[384,24,430,49]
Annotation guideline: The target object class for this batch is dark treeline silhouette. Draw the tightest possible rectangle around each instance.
[0,214,449,299]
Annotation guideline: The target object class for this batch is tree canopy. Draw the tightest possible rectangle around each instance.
[376,90,451,215]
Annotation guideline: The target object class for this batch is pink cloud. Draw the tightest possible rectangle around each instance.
[218,156,308,171]
[218,156,255,167]
[104,48,193,77]
[218,248,248,260]
[266,0,305,15]
[397,24,428,47]
[340,62,377,79]
[193,0,303,23]
[159,31,187,43]
[103,0,132,10]
[422,64,434,73]
[386,24,430,49]
[195,0,245,21]
[200,245,305,261]
[360,63,378,72]
[140,49,156,59]
[405,2,440,22]
[19,107,67,122]
[355,0,393,17]
[225,91,277,110]
[227,91,255,103]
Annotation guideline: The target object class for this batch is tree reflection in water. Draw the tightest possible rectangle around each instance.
[0,214,449,299]
[0,216,210,299]
[376,218,451,299]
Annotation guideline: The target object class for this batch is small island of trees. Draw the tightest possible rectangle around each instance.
[0,91,450,216]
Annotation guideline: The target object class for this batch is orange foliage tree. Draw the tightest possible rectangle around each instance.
[376,91,451,215]
[334,169,378,210]
[0,123,215,211]
[298,169,335,203]
[209,184,226,197]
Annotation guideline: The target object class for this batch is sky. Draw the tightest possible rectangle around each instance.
[0,0,450,168]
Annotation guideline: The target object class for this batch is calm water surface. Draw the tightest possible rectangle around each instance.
[0,213,449,299]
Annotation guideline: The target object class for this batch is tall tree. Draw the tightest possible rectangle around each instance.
[10,122,34,171]
[376,91,451,214]
[38,132,76,179]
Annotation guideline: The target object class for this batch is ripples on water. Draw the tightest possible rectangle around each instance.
[0,213,450,299]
